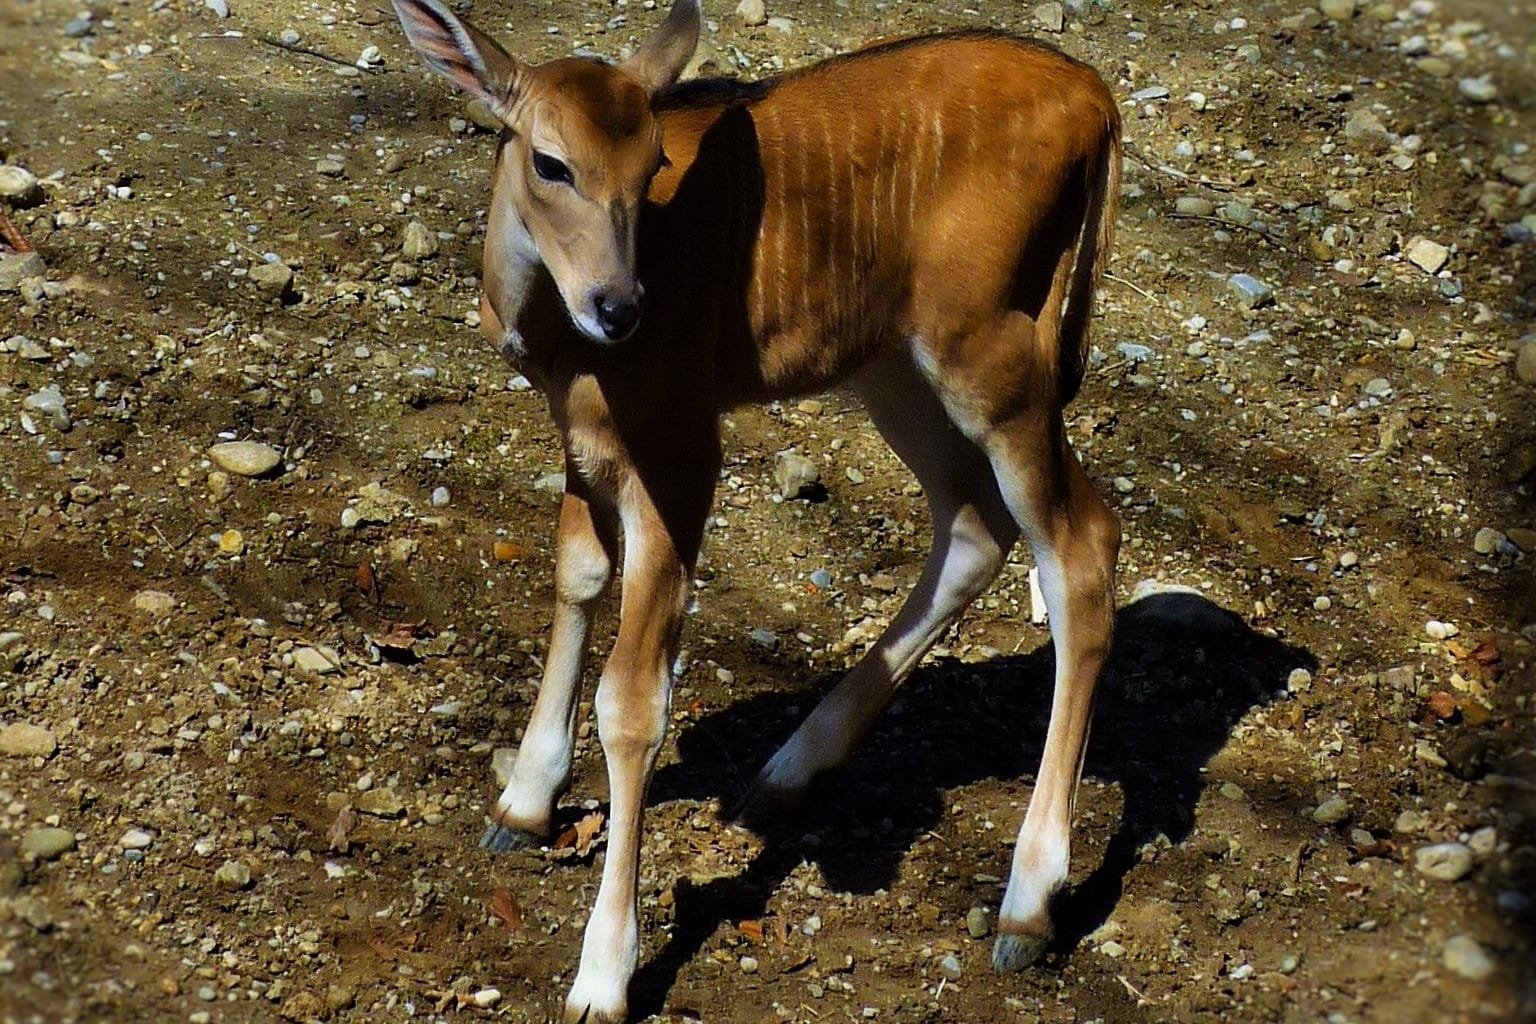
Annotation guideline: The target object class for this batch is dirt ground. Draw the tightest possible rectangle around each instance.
[1,0,1534,1022]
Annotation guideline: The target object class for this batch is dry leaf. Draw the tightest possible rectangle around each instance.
[737,919,764,944]
[327,806,357,854]
[490,888,525,936]
[1426,691,1457,720]
[552,811,606,858]
[365,932,398,962]
[492,540,527,562]
[356,561,376,597]
[373,619,433,654]
[771,915,789,949]
[1469,639,1501,665]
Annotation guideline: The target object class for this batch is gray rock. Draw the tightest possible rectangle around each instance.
[1516,340,1536,385]
[1473,528,1506,556]
[401,220,438,260]
[279,28,301,46]
[0,164,44,206]
[1415,842,1474,881]
[1319,0,1358,19]
[734,0,766,27]
[937,954,963,980]
[248,261,294,299]
[0,723,58,758]
[1362,377,1392,398]
[214,859,253,890]
[1406,237,1450,273]
[965,906,991,938]
[316,156,346,177]
[294,645,340,675]
[1130,85,1169,102]
[465,98,504,132]
[774,450,821,500]
[1343,108,1389,151]
[209,440,281,477]
[430,486,450,507]
[21,827,76,861]
[1458,76,1498,104]
[5,334,49,360]
[1175,196,1215,217]
[1312,796,1352,825]
[119,828,153,850]
[63,16,94,38]
[205,0,229,17]
[0,252,47,292]
[749,627,779,651]
[355,482,412,523]
[1442,935,1495,980]
[765,16,794,34]
[1034,2,1065,32]
[1227,273,1274,310]
[132,590,176,616]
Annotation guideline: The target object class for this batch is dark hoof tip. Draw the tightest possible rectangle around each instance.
[991,931,1051,972]
[729,783,801,835]
[479,822,544,853]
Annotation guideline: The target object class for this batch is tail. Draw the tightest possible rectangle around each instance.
[1057,107,1121,406]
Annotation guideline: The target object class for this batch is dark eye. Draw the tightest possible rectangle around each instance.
[532,151,573,186]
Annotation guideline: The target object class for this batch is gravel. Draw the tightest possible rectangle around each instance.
[1414,842,1475,882]
[1442,935,1496,980]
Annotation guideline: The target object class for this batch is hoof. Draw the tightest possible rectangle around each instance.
[991,930,1051,972]
[479,822,545,853]
[730,781,803,834]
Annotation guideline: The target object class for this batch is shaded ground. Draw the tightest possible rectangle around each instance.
[1,1,1534,1023]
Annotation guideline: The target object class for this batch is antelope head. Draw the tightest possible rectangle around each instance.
[391,0,699,343]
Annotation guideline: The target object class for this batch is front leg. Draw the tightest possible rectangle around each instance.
[484,472,618,851]
[564,439,717,1024]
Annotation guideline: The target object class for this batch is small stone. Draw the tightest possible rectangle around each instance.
[1472,527,1505,556]
[1287,668,1313,692]
[1319,0,1357,19]
[294,646,340,675]
[1219,781,1248,802]
[1314,595,1332,611]
[937,954,963,981]
[205,0,229,17]
[1343,107,1389,151]
[119,828,154,850]
[739,955,759,974]
[775,451,821,500]
[21,828,76,861]
[1313,796,1352,825]
[355,481,412,523]
[132,590,176,616]
[1185,91,1207,111]
[1226,273,1274,309]
[1130,85,1170,102]
[1458,76,1498,104]
[1425,619,1458,640]
[279,28,301,46]
[749,627,779,652]
[1034,1,1065,32]
[1100,940,1127,959]
[355,788,406,818]
[1443,935,1495,980]
[316,157,346,177]
[0,165,44,206]
[214,859,253,890]
[471,988,501,1008]
[1415,842,1474,882]
[734,0,766,27]
[1112,476,1134,494]
[0,723,58,758]
[1175,196,1215,217]
[6,334,49,360]
[1362,377,1392,398]
[248,261,294,299]
[965,907,991,938]
[765,16,794,34]
[1416,56,1453,78]
[430,486,450,507]
[492,747,517,789]
[1467,826,1497,857]
[218,529,245,556]
[1405,236,1450,273]
[340,507,361,529]
[209,441,282,477]
[0,253,47,292]
[401,220,438,260]
[1515,341,1536,385]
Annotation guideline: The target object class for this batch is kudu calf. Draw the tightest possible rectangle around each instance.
[391,0,1122,1018]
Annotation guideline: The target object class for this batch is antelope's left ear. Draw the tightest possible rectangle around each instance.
[623,0,700,97]
[392,0,522,115]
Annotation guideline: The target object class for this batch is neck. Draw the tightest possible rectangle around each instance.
[484,204,543,360]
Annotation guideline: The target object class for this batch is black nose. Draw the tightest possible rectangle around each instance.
[595,289,642,340]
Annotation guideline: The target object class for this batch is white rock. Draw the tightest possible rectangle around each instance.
[1457,76,1498,104]
[734,0,766,27]
[209,440,282,477]
[1414,842,1474,881]
[0,164,44,206]
[119,828,154,850]
[1406,236,1450,273]
[132,590,176,616]
[1442,935,1495,980]
[401,220,438,260]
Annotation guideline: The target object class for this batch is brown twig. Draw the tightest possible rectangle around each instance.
[0,211,33,253]
[1169,212,1292,252]
[1123,143,1246,192]
[1104,271,1156,301]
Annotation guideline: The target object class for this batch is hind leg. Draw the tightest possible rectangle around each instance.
[749,354,1020,814]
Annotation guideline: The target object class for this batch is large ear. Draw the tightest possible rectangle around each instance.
[392,0,521,114]
[623,0,700,97]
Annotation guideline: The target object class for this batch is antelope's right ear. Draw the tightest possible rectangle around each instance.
[392,0,521,114]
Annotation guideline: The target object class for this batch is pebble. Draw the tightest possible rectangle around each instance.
[248,261,294,299]
[0,253,47,292]
[1343,108,1390,151]
[430,486,451,507]
[21,827,76,861]
[1405,236,1450,273]
[734,0,767,27]
[492,747,517,788]
[279,28,301,46]
[1442,935,1495,980]
[5,334,50,361]
[1130,85,1169,102]
[1414,842,1474,882]
[340,507,361,529]
[1320,0,1357,19]
[1425,619,1458,640]
[1175,196,1215,217]
[204,0,229,17]
[1034,1,1065,32]
[214,859,253,890]
[1289,668,1314,694]
[1515,340,1536,385]
[0,723,58,758]
[965,907,991,938]
[1312,795,1352,825]
[119,828,154,850]
[1457,76,1499,104]
[471,988,501,1008]
[739,955,759,974]
[1112,476,1134,494]
[316,157,346,177]
[1362,377,1392,398]
[1185,91,1207,111]
[1226,273,1274,310]
[209,440,281,477]
[937,954,963,980]
[749,627,779,652]
[810,568,833,589]
[218,529,244,556]
[1472,527,1505,556]
[774,450,821,499]
[401,220,438,259]
[355,788,406,818]
[0,164,44,206]
[132,590,176,616]
[1220,781,1248,801]
[294,646,340,675]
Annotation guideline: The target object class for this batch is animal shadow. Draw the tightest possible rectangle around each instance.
[635,590,1317,1016]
